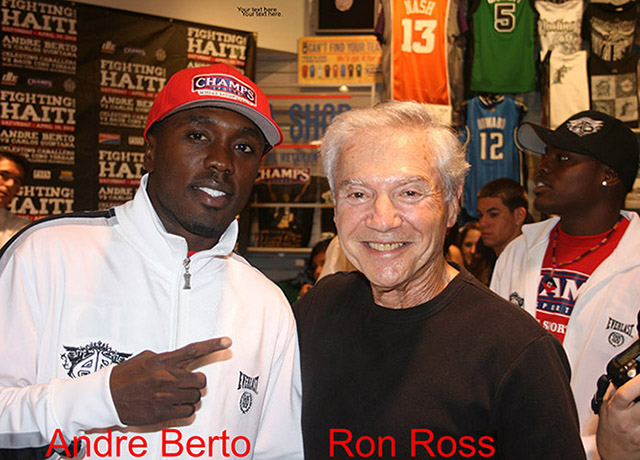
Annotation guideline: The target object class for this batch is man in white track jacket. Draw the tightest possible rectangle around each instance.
[491,110,640,460]
[0,64,303,459]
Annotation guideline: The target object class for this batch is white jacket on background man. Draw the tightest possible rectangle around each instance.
[491,210,640,459]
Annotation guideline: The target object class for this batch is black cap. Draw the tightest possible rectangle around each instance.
[517,110,639,192]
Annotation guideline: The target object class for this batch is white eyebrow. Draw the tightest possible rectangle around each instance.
[339,176,429,187]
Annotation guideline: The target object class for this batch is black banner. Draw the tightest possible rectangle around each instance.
[0,0,256,217]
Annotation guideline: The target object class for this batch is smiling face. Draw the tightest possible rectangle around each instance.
[145,107,265,251]
[333,128,458,304]
[0,157,25,209]
[533,146,605,219]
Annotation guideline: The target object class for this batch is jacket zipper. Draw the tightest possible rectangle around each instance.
[183,257,191,290]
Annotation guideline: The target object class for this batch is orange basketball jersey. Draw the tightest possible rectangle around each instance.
[390,0,454,105]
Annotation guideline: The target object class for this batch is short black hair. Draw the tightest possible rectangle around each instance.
[477,178,528,212]
[0,152,30,179]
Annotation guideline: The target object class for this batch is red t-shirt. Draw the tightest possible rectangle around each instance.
[536,217,629,343]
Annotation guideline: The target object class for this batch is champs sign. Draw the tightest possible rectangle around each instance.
[192,74,256,106]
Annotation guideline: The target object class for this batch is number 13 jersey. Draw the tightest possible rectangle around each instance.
[388,0,462,106]
[469,0,536,93]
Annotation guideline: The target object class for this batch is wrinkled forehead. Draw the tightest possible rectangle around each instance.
[335,130,439,182]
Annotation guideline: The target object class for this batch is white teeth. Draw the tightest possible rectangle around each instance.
[367,242,405,251]
[197,187,226,198]
[536,182,545,187]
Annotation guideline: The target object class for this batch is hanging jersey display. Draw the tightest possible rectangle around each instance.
[461,96,523,218]
[548,50,590,129]
[590,52,639,126]
[469,0,536,93]
[386,0,462,106]
[535,0,583,59]
[587,1,637,62]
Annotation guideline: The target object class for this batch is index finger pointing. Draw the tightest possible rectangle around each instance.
[161,337,232,367]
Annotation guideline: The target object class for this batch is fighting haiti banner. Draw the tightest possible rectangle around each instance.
[0,0,256,217]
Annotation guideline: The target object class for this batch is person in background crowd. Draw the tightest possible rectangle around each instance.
[458,221,495,284]
[295,101,586,459]
[0,64,303,459]
[278,237,332,303]
[467,237,496,286]
[477,177,531,257]
[491,110,640,459]
[0,152,30,249]
[317,234,357,280]
[444,220,464,266]
[458,221,481,268]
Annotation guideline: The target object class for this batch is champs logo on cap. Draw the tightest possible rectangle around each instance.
[566,117,604,137]
[192,74,257,107]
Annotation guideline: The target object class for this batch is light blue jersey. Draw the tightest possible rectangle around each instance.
[462,96,523,218]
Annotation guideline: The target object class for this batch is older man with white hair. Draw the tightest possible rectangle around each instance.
[294,101,586,460]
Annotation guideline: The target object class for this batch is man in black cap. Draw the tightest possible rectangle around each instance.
[491,110,640,459]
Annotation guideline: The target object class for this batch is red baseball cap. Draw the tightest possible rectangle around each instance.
[144,64,283,154]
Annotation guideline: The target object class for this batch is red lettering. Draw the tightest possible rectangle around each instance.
[411,429,436,456]
[94,430,113,457]
[46,428,71,457]
[74,435,89,457]
[379,436,396,457]
[186,435,205,457]
[129,436,148,458]
[329,429,354,457]
[437,436,457,457]
[458,436,477,458]
[478,436,496,457]
[231,435,251,457]
[162,429,183,457]
[355,436,375,457]
[217,430,231,457]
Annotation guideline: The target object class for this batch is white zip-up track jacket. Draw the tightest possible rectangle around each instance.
[0,175,303,459]
[491,211,640,459]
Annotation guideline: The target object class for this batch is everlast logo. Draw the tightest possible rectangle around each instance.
[606,317,636,338]
[237,371,259,394]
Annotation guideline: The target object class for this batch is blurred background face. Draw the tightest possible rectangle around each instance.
[461,228,481,267]
[477,196,522,255]
[0,157,25,209]
[311,250,326,281]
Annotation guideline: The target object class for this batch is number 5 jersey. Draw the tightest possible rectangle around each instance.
[468,0,536,93]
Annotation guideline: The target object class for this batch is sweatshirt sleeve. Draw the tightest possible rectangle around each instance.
[251,301,304,459]
[0,246,123,449]
[493,334,586,459]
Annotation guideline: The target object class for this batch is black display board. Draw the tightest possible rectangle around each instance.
[317,0,377,33]
[1,0,256,217]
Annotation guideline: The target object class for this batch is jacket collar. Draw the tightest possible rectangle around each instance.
[115,174,238,264]
[520,211,640,272]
